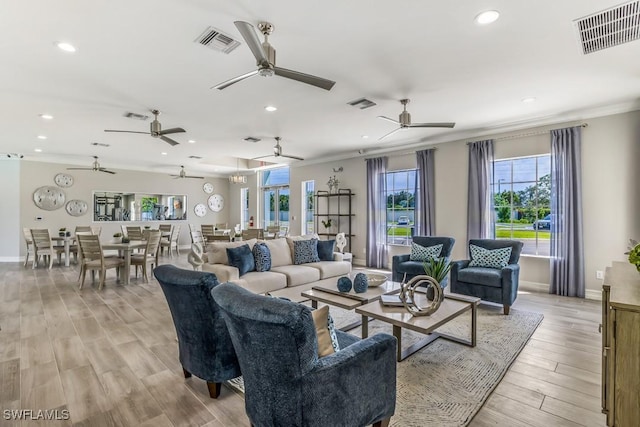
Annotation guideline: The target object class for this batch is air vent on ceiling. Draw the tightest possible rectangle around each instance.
[122,111,149,121]
[188,155,203,159]
[347,98,377,110]
[195,26,241,54]
[243,136,261,143]
[90,142,110,147]
[574,0,640,54]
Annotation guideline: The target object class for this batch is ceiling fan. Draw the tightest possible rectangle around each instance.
[378,99,456,140]
[104,109,185,146]
[67,156,116,174]
[253,137,304,161]
[170,166,204,179]
[212,21,335,91]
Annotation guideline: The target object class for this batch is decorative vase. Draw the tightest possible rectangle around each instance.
[399,275,443,317]
[353,272,369,293]
[337,276,352,292]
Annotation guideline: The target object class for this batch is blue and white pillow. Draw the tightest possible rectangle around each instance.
[327,312,340,352]
[409,242,443,262]
[252,242,271,272]
[468,244,512,269]
[294,239,320,265]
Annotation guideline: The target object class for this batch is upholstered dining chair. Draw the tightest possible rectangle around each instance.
[450,239,524,315]
[153,265,241,398]
[30,229,55,269]
[22,227,34,267]
[212,282,397,427]
[77,234,125,290]
[131,230,161,282]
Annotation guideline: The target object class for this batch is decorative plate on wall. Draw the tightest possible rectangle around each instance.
[207,194,224,212]
[33,186,66,210]
[54,173,74,188]
[65,199,88,216]
[194,203,207,217]
[203,182,214,194]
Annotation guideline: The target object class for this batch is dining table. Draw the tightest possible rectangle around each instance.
[51,234,74,267]
[101,240,147,285]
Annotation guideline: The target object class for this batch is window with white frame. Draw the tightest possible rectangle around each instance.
[301,180,314,235]
[492,155,551,256]
[260,167,289,229]
[240,187,249,230]
[385,169,416,246]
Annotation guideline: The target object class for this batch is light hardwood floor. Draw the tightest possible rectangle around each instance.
[0,256,606,426]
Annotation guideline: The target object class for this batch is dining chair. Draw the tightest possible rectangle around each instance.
[161,224,181,257]
[121,225,128,237]
[22,228,34,267]
[159,224,173,233]
[242,228,264,240]
[126,226,144,241]
[77,234,125,290]
[90,226,102,236]
[206,234,231,242]
[30,229,55,269]
[131,230,162,282]
[265,225,280,240]
[190,230,205,245]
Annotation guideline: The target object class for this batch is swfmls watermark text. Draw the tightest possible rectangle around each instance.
[3,409,70,420]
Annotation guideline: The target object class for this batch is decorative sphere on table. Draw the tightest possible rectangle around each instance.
[353,273,369,293]
[337,276,352,292]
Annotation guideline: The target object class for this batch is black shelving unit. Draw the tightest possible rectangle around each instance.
[314,188,354,253]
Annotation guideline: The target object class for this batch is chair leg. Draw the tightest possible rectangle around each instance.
[373,418,391,427]
[503,305,510,315]
[99,269,106,290]
[206,382,221,399]
[24,251,29,267]
[48,254,53,269]
[182,367,192,378]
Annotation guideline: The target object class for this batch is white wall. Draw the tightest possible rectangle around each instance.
[0,159,21,261]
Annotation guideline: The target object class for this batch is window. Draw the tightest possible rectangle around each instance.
[260,167,289,229]
[302,180,315,234]
[240,187,249,230]
[493,155,551,256]
[385,169,416,245]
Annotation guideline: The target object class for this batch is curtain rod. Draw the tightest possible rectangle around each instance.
[363,146,438,161]
[466,123,588,144]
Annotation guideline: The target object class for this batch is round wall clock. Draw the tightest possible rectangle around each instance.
[54,173,74,188]
[65,200,88,216]
[194,203,207,217]
[207,194,224,212]
[203,182,214,194]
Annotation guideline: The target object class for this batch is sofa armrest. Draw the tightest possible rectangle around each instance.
[391,254,411,282]
[202,264,239,283]
[449,260,470,292]
[332,252,344,262]
[501,264,520,306]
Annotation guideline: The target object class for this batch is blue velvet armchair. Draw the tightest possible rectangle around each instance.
[212,282,397,427]
[450,239,523,315]
[392,236,456,286]
[154,265,241,398]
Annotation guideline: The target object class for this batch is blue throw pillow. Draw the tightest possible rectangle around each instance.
[317,239,335,261]
[227,244,255,276]
[468,244,512,269]
[252,242,271,272]
[409,242,443,262]
[294,239,320,265]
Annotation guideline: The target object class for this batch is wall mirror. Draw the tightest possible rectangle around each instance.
[93,191,187,222]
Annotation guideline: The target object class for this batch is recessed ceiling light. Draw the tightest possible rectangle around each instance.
[37,135,47,140]
[161,152,167,156]
[188,139,196,143]
[521,97,537,103]
[55,41,77,52]
[475,10,500,25]
[39,114,54,120]
[264,105,277,112]
[362,135,369,139]
[34,148,42,152]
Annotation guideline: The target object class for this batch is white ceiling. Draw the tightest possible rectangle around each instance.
[2,0,639,177]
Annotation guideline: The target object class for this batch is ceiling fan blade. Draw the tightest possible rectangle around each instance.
[99,169,116,174]
[273,67,335,91]
[251,154,274,160]
[378,116,400,125]
[281,154,304,161]
[212,70,259,90]
[160,135,180,146]
[158,127,185,135]
[408,122,456,128]
[185,175,204,179]
[378,127,402,141]
[104,130,150,134]
[234,21,269,64]
[66,167,93,170]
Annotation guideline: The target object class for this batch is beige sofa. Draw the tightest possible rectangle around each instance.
[202,236,351,294]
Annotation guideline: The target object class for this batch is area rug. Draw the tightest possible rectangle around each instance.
[226,304,543,427]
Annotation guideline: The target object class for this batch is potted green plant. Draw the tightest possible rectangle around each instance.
[422,257,451,286]
[321,218,332,230]
[112,232,122,243]
[58,227,66,237]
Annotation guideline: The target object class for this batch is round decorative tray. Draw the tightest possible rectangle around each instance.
[366,273,388,287]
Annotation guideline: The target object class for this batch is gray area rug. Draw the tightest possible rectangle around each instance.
[226,303,543,427]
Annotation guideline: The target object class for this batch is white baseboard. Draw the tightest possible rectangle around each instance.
[0,256,22,262]
[585,289,602,301]
[519,280,601,300]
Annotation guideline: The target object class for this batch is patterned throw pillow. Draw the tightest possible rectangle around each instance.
[252,242,271,272]
[294,239,320,265]
[468,244,512,269]
[327,311,340,352]
[409,242,443,262]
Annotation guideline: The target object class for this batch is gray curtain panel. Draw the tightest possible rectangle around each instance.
[366,157,388,268]
[415,148,435,236]
[467,140,495,241]
[550,126,585,297]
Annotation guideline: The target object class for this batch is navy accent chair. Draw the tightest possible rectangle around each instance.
[392,236,456,286]
[450,239,523,315]
[212,282,397,427]
[154,265,241,398]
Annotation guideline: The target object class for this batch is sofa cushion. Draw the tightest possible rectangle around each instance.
[226,244,255,276]
[317,239,335,261]
[468,244,512,269]
[208,238,257,265]
[409,242,443,262]
[253,242,271,272]
[305,261,351,279]
[458,267,503,288]
[264,238,293,267]
[231,271,288,294]
[271,265,321,287]
[293,239,320,264]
